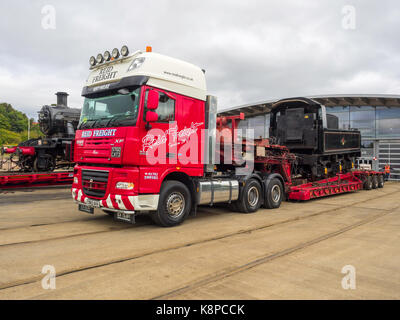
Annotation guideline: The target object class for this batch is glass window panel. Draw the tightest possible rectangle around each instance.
[248,115,265,139]
[326,106,349,113]
[376,107,400,138]
[361,140,374,148]
[326,106,350,129]
[237,119,248,138]
[144,90,175,122]
[350,106,375,138]
[265,114,270,138]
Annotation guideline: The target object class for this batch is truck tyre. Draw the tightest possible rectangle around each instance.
[364,175,373,190]
[237,179,262,213]
[372,175,378,189]
[265,178,284,209]
[228,201,239,212]
[152,180,191,227]
[378,174,384,188]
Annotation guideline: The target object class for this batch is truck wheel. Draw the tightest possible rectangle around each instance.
[372,175,378,189]
[364,175,373,190]
[228,201,239,212]
[152,180,191,227]
[265,178,284,209]
[237,179,262,213]
[378,175,384,188]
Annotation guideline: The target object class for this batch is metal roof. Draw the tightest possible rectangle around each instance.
[218,94,400,117]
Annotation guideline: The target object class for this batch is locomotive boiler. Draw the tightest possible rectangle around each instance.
[2,92,81,172]
[269,97,361,180]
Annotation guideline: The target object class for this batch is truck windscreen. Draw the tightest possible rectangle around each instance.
[78,87,140,129]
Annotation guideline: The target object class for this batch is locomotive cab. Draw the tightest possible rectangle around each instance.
[269,97,361,179]
[270,99,323,152]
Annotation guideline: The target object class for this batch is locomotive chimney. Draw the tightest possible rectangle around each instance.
[56,92,69,107]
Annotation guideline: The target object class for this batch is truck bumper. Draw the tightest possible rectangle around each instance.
[71,187,159,212]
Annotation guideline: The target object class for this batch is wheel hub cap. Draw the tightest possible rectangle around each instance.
[248,186,259,207]
[166,192,185,217]
[271,185,281,203]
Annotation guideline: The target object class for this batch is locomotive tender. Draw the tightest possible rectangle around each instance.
[269,97,361,180]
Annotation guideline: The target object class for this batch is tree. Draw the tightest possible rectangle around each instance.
[0,113,11,130]
[0,102,37,145]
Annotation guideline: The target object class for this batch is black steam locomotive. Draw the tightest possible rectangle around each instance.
[3,92,81,172]
[269,97,361,180]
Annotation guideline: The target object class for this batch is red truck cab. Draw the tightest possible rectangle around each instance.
[72,46,213,225]
[72,46,292,226]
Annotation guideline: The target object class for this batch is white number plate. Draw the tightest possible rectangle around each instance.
[85,198,101,208]
[116,212,133,223]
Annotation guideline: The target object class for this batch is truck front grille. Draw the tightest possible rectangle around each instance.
[82,169,109,198]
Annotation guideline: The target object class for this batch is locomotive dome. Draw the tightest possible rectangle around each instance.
[83,46,207,101]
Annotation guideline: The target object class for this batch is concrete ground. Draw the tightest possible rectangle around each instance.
[0,182,399,299]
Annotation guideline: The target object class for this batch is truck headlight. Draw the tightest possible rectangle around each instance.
[104,50,111,61]
[116,182,134,190]
[121,45,129,57]
[96,53,104,64]
[112,48,120,59]
[89,56,96,66]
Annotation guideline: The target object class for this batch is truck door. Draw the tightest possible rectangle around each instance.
[139,86,178,167]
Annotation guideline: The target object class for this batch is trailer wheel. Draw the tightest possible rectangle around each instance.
[152,180,191,227]
[378,175,384,188]
[265,178,284,209]
[372,175,378,189]
[237,179,262,213]
[364,175,373,190]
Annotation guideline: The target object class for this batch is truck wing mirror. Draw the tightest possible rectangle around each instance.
[146,111,158,122]
[145,111,158,130]
[147,90,159,110]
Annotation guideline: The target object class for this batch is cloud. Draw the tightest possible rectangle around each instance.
[0,0,399,118]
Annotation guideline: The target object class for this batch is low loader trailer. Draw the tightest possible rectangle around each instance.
[70,45,385,227]
[288,170,384,201]
[0,171,73,189]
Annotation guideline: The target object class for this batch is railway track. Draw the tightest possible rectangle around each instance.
[0,217,150,247]
[1,188,393,243]
[0,190,397,293]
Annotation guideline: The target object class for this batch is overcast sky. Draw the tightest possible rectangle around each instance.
[0,0,399,119]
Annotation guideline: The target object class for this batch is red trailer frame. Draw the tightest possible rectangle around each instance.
[0,171,73,189]
[288,171,384,201]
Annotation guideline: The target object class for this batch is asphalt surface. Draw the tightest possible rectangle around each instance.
[0,182,399,299]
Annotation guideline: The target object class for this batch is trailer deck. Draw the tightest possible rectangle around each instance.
[288,171,384,201]
[0,171,74,189]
